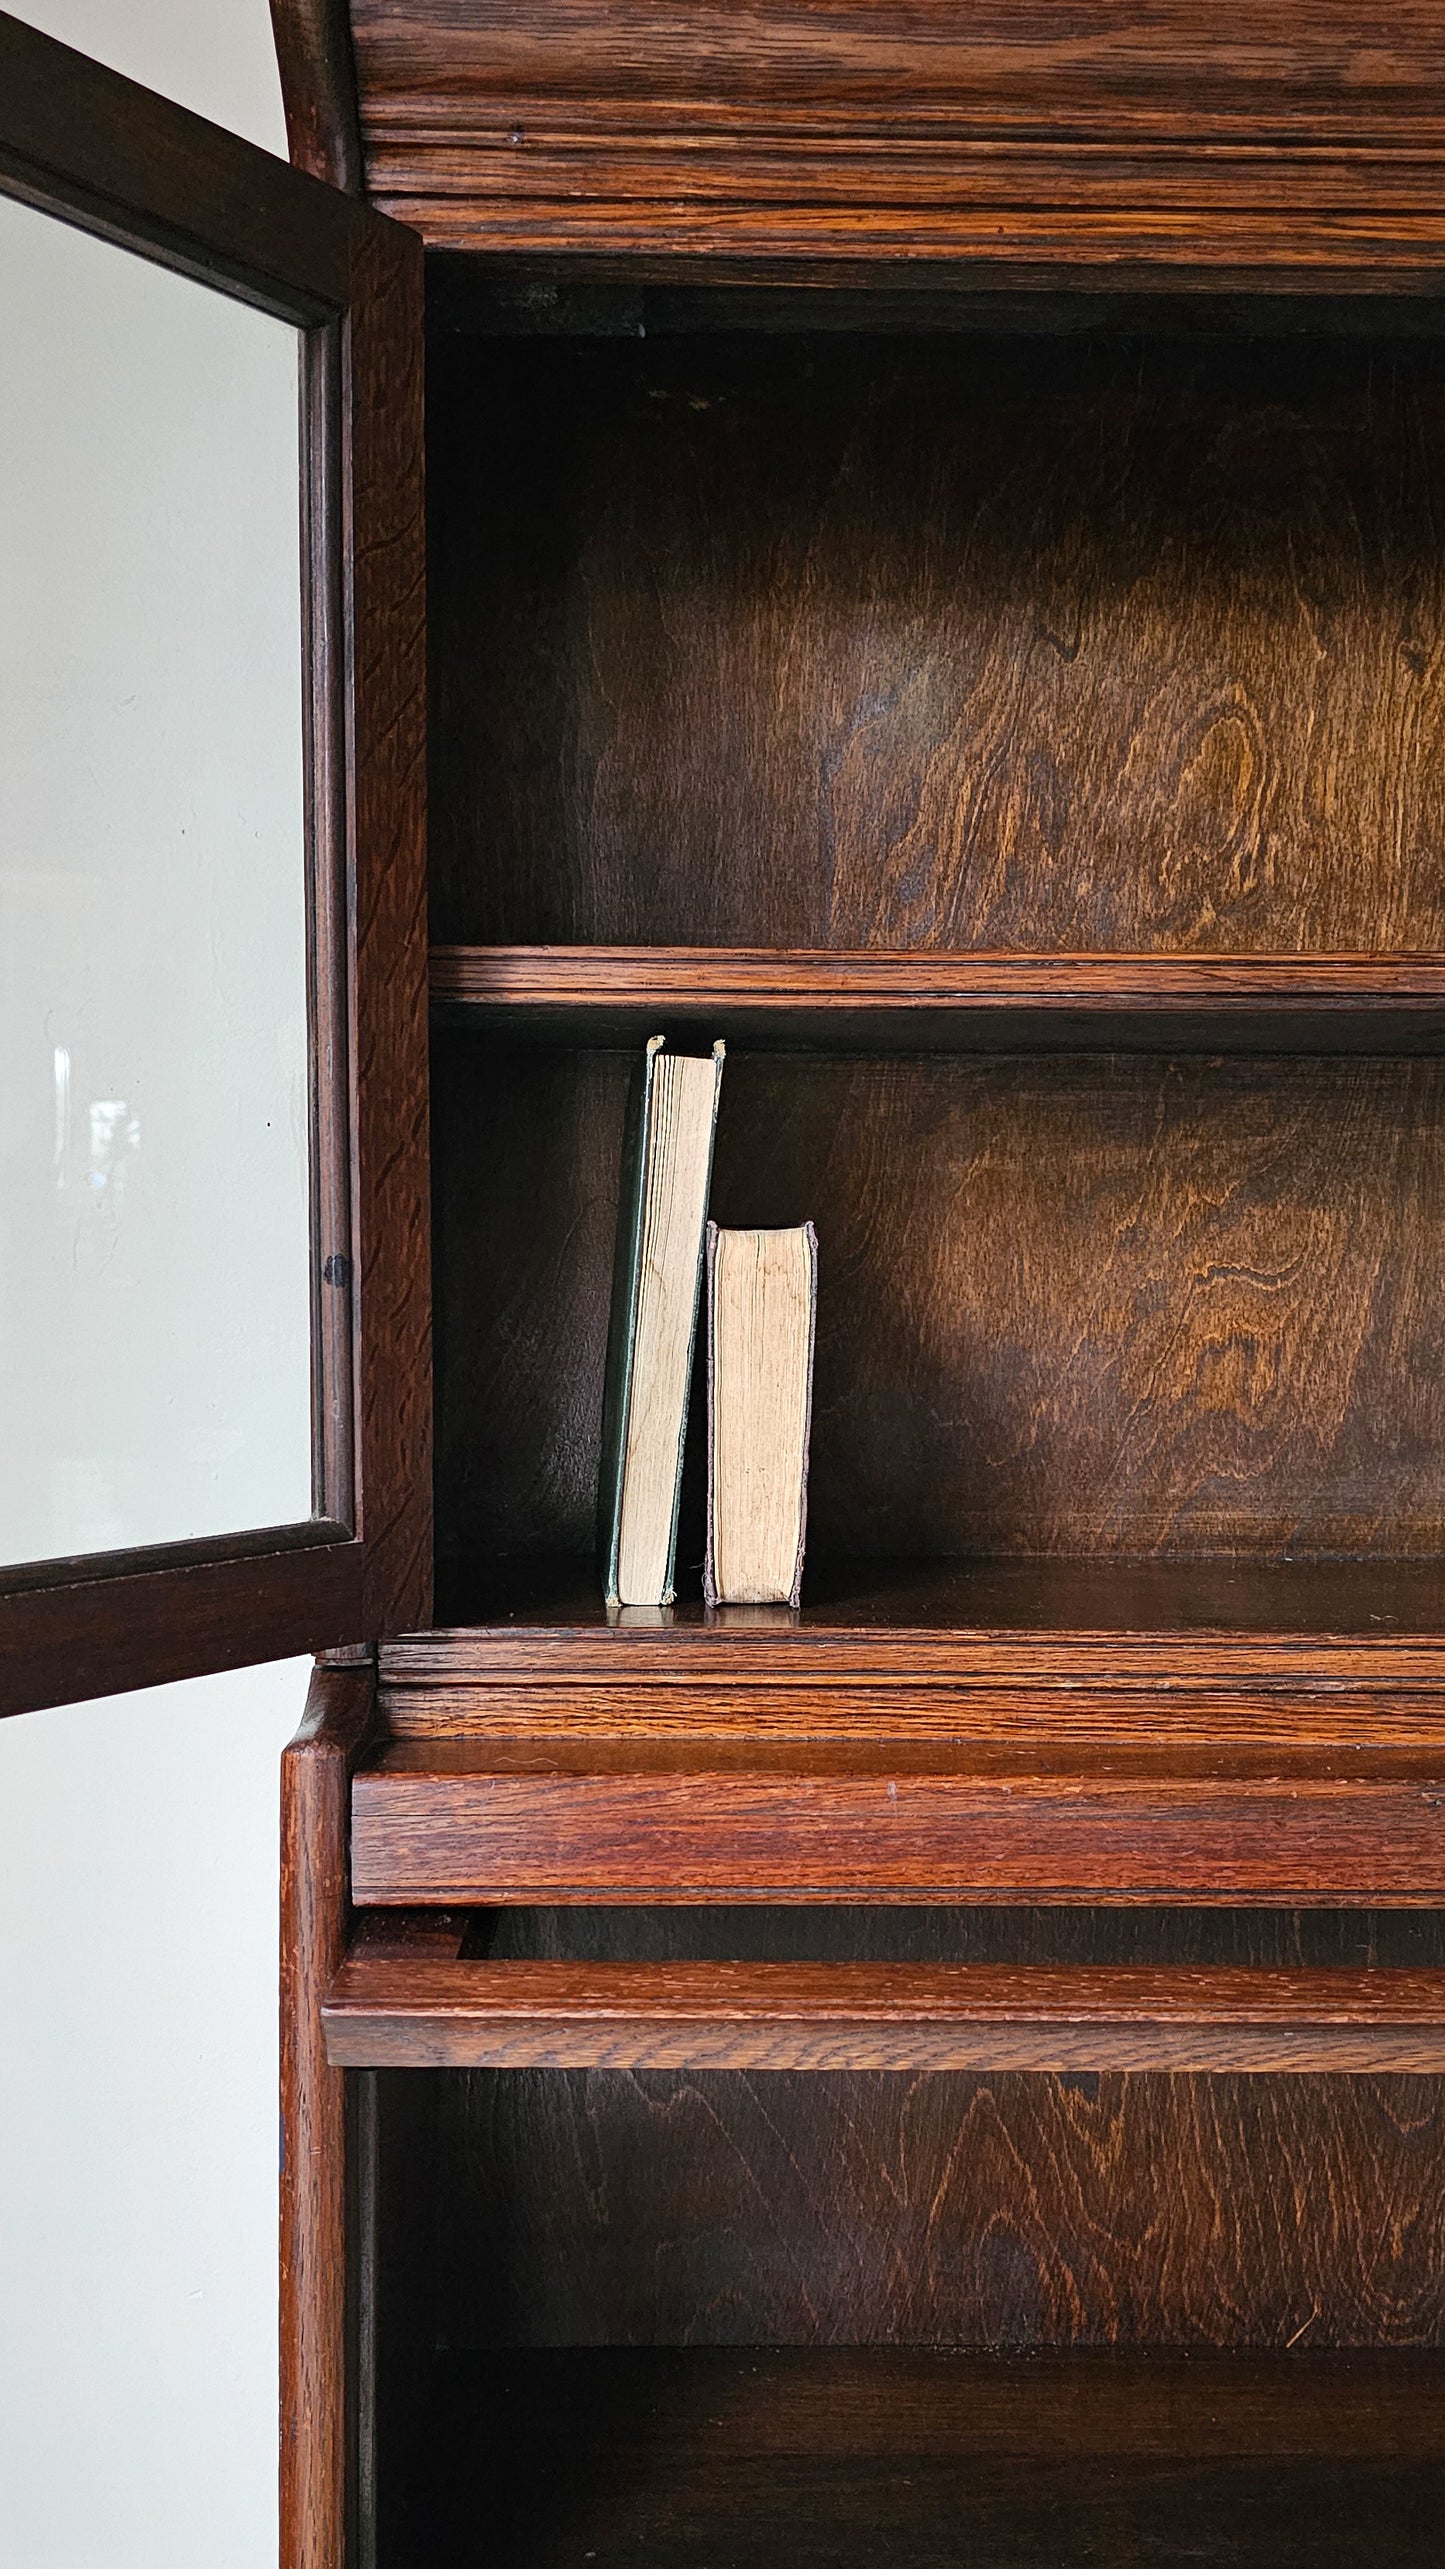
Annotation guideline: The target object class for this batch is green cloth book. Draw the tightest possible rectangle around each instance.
[599,1035,725,1607]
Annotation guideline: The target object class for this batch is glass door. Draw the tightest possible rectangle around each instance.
[0,14,430,1712]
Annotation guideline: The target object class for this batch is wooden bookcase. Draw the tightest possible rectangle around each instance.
[5,8,1445,2566]
[279,11,1445,2564]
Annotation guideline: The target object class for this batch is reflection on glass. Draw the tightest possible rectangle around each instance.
[0,196,313,1567]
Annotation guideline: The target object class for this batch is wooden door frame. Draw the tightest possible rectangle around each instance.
[0,15,430,1716]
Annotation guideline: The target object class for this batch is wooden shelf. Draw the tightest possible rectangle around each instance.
[392,2349,1445,2569]
[369,1560,1445,1903]
[324,1917,1445,2068]
[421,1553,1445,1651]
[430,946,1445,1053]
[400,1559,1445,1720]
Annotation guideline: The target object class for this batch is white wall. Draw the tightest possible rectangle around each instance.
[12,0,289,146]
[0,11,312,2568]
[0,1662,310,2569]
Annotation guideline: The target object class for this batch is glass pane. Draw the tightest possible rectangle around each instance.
[0,196,314,1567]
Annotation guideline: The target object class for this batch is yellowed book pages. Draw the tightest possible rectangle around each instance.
[705,1222,817,1607]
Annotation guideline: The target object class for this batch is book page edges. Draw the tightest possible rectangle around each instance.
[658,1039,725,1606]
[703,1215,817,1612]
[599,1035,666,1608]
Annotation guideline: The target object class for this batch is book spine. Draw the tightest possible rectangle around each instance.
[597,1036,663,1608]
[701,1219,721,1610]
[788,1220,819,1611]
[661,1040,726,1606]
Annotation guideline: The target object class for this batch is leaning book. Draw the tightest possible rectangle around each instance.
[704,1220,817,1609]
[599,1035,725,1607]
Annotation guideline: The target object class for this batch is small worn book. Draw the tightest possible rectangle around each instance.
[704,1221,817,1609]
[599,1035,725,1607]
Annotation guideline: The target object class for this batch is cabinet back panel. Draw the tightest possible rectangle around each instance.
[433,1044,1445,1565]
[432,2066,1445,2351]
[430,333,1445,952]
[384,1921,1445,2358]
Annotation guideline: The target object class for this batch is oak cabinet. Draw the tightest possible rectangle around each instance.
[6,6,1445,2561]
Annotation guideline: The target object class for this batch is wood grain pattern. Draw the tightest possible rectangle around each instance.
[718,1052,1445,1559]
[322,1956,1445,2071]
[430,334,1445,954]
[433,1048,1445,1568]
[349,1752,1445,1905]
[374,1725,1445,1777]
[270,0,364,191]
[347,208,434,1641]
[431,945,1445,1054]
[434,2065,1445,2348]
[396,2348,1445,2566]
[280,1662,378,2569]
[0,1524,364,1722]
[350,0,1445,278]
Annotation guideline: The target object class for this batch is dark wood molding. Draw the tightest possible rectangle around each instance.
[0,1532,364,1721]
[280,1663,378,2569]
[322,1952,1445,2071]
[349,1726,1445,1906]
[431,945,1445,1054]
[270,0,364,193]
[347,0,1445,278]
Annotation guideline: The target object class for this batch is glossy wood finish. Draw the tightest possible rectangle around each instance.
[430,334,1445,954]
[431,945,1445,1054]
[324,1952,1445,2071]
[350,0,1445,283]
[434,1047,1445,1567]
[280,1663,379,2569]
[397,1553,1445,1659]
[393,2349,1445,2567]
[271,0,363,191]
[350,1730,1445,1905]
